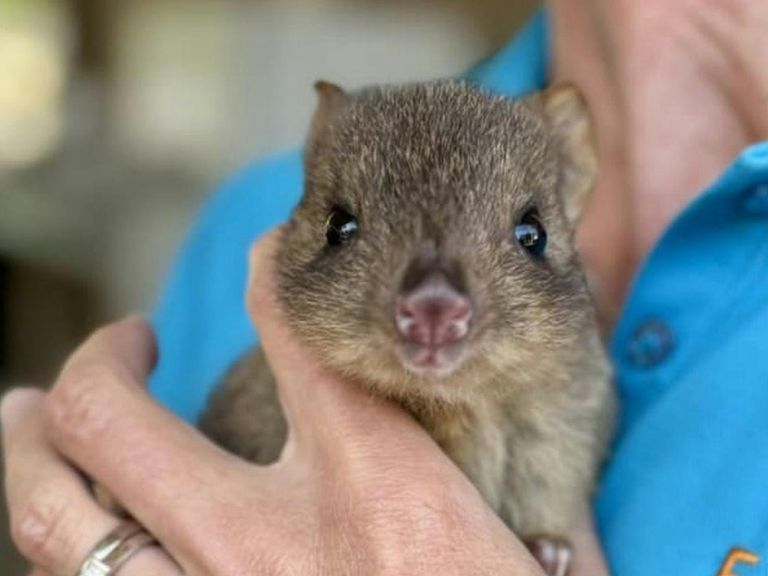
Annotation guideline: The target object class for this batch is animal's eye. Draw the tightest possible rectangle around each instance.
[514,208,547,257]
[325,207,359,246]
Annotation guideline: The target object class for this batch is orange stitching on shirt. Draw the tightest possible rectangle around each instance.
[717,547,759,576]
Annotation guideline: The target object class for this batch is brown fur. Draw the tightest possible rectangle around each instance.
[199,80,615,540]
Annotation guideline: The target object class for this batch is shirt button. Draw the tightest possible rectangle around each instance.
[744,183,768,215]
[626,319,674,368]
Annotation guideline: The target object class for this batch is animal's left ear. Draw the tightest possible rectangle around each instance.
[539,83,597,225]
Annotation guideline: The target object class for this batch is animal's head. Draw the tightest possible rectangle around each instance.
[277,80,600,404]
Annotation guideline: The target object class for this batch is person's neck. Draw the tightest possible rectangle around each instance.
[548,0,768,322]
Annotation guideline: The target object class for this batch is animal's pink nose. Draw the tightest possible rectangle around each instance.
[395,272,472,347]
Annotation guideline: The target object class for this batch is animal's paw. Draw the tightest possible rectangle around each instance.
[526,536,572,576]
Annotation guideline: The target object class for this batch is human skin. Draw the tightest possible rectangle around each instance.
[3,0,768,574]
[2,233,607,575]
[554,0,768,320]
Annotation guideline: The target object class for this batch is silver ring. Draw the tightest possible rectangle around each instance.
[76,520,156,576]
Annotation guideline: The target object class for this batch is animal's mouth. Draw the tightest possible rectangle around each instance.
[396,340,468,379]
[392,267,473,379]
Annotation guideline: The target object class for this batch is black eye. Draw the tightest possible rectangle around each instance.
[325,207,359,246]
[514,209,547,257]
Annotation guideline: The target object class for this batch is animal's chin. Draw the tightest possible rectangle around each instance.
[396,341,469,380]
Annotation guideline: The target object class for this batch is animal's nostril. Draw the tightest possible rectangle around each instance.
[395,273,473,346]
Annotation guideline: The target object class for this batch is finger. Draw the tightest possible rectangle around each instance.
[2,389,180,576]
[245,231,436,461]
[61,315,158,386]
[568,508,609,576]
[28,549,181,576]
[42,319,274,569]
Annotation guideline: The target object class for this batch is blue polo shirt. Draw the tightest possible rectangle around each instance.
[151,10,768,575]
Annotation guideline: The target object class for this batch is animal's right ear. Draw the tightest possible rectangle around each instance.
[309,80,347,142]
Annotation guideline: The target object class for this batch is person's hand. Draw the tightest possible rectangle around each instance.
[2,231,607,575]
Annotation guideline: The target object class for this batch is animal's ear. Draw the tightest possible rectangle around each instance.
[309,80,347,142]
[537,83,597,225]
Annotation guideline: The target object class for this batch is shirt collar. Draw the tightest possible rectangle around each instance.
[610,140,768,428]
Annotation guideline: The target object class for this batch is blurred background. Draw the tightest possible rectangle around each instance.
[0,0,538,570]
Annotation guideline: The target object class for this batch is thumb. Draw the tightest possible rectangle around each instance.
[244,229,435,462]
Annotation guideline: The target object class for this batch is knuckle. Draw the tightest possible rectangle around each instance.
[338,449,461,527]
[11,490,72,568]
[376,480,459,529]
[191,510,279,575]
[45,363,118,444]
[405,486,464,535]
[345,474,463,560]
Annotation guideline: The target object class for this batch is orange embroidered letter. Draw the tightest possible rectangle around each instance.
[717,548,759,576]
